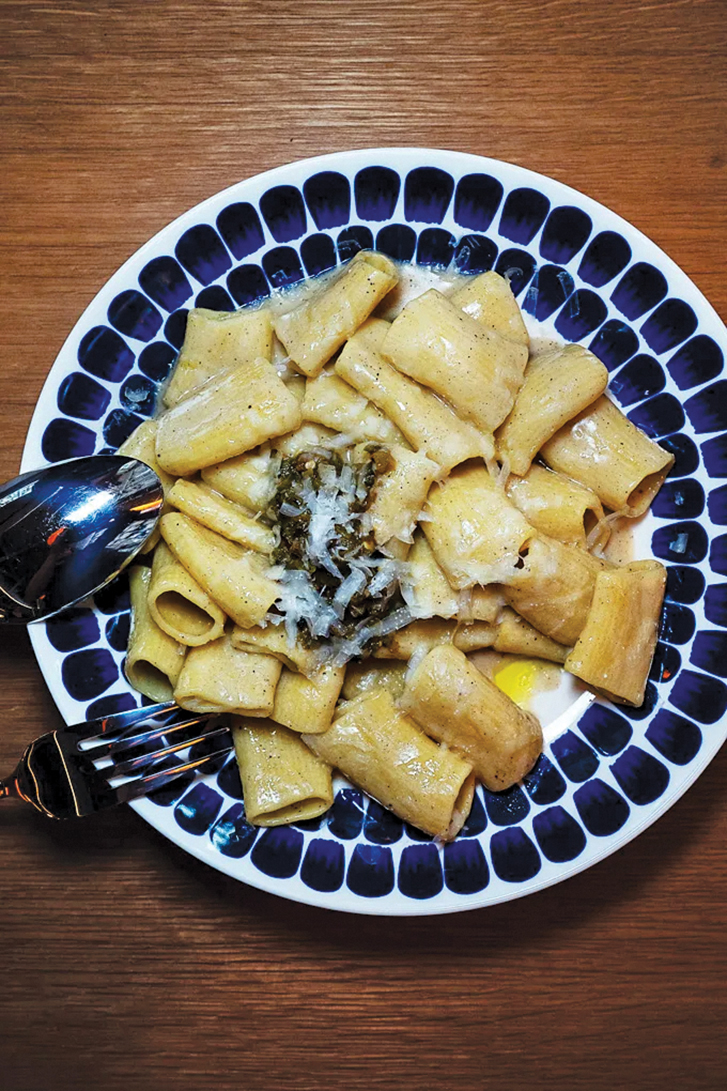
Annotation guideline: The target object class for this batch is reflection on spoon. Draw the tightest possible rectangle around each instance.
[0,455,163,622]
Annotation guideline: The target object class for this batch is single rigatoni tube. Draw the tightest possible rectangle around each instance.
[565,560,667,706]
[125,565,186,702]
[401,645,542,791]
[230,623,321,678]
[160,513,280,629]
[232,718,334,826]
[381,288,528,436]
[174,633,282,715]
[167,478,276,553]
[541,395,675,516]
[148,540,226,647]
[201,448,279,512]
[493,607,570,663]
[496,345,608,476]
[367,445,438,546]
[155,356,301,476]
[301,367,403,444]
[164,306,273,407]
[303,689,475,840]
[273,250,398,377]
[271,664,346,734]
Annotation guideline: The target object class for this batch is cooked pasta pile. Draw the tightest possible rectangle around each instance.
[120,250,671,840]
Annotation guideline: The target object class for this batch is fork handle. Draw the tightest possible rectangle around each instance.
[0,774,21,801]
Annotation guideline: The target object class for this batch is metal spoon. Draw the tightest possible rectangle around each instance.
[0,455,163,623]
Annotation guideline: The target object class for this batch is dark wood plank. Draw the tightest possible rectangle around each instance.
[0,2,726,1088]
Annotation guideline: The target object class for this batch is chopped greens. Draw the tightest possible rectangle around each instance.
[265,445,411,661]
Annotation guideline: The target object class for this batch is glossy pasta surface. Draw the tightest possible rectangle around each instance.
[121,254,672,842]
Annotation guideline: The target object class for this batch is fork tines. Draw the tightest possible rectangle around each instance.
[74,700,234,805]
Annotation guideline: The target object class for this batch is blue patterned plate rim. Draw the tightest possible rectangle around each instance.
[20,147,727,915]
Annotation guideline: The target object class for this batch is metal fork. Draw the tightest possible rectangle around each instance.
[0,701,233,818]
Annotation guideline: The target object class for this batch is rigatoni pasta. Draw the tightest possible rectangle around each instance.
[174,633,282,716]
[117,419,174,552]
[373,618,497,660]
[301,366,404,444]
[450,270,529,346]
[230,622,320,677]
[400,531,461,618]
[492,607,569,664]
[565,560,666,705]
[125,565,186,702]
[274,250,398,377]
[335,333,491,471]
[201,448,278,512]
[232,718,334,826]
[400,553,499,622]
[122,250,674,842]
[366,444,438,548]
[423,463,535,588]
[381,288,528,438]
[496,344,608,476]
[502,535,607,647]
[166,478,276,553]
[118,419,175,496]
[341,660,408,702]
[160,513,279,629]
[401,645,543,792]
[147,540,226,647]
[164,306,273,407]
[541,394,675,516]
[271,663,346,734]
[505,464,608,551]
[156,356,301,476]
[303,689,475,840]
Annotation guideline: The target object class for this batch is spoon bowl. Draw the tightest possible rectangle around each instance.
[0,455,163,622]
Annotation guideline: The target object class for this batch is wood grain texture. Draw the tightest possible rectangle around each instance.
[1,2,726,1088]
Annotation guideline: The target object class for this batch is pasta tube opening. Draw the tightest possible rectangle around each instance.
[541,395,675,517]
[153,590,219,640]
[125,565,186,702]
[125,659,176,703]
[233,718,333,826]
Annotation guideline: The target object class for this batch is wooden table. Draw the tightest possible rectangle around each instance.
[1,2,726,1088]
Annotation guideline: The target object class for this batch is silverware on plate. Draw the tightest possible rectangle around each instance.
[0,701,231,817]
[0,455,163,622]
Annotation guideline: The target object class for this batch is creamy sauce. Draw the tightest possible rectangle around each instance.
[603,514,636,564]
[374,263,467,321]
